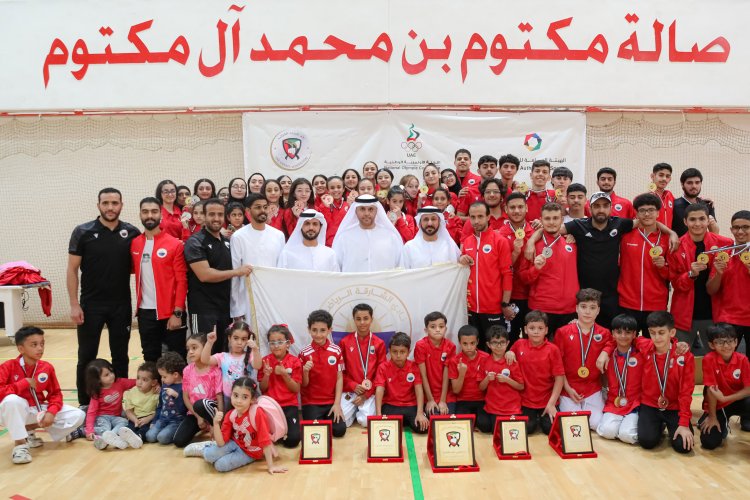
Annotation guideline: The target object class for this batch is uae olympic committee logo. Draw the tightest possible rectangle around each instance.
[324,285,412,338]
[270,130,312,171]
[401,123,423,155]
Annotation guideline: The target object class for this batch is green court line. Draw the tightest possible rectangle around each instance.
[404,428,424,500]
[0,429,7,437]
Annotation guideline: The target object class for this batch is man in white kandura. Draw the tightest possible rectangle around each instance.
[277,209,339,272]
[230,193,285,321]
[332,194,404,272]
[402,206,460,269]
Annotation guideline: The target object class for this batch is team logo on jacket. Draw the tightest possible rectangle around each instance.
[627,357,638,367]
[733,369,741,379]
[593,334,602,342]
[37,373,48,383]
[156,248,167,258]
[406,373,416,383]
[565,245,573,253]
[468,179,476,185]
[286,367,293,374]
[609,229,618,237]
[482,244,492,253]
[119,229,129,238]
[327,355,337,366]
[614,204,623,212]
[668,201,673,208]
[370,346,376,355]
[676,356,685,367]
[441,352,448,361]
[501,368,510,377]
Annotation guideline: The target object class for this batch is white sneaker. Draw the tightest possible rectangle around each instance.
[183,440,214,457]
[118,427,143,449]
[101,430,129,449]
[26,432,43,448]
[11,445,32,464]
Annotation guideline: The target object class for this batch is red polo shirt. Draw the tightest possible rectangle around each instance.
[374,359,422,407]
[298,340,344,406]
[413,337,457,403]
[510,339,565,409]
[448,350,489,402]
[702,351,750,410]
[258,353,302,407]
[339,332,387,399]
[525,189,556,222]
[477,355,523,415]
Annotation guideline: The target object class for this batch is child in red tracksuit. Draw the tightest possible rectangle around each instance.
[448,325,489,418]
[414,311,456,415]
[0,327,85,464]
[637,311,695,454]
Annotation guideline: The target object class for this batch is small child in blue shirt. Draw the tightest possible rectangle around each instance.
[146,353,187,445]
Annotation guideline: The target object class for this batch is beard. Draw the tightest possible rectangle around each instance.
[142,218,160,230]
[421,226,438,236]
[302,230,320,241]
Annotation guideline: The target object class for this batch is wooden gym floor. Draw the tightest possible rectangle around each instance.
[0,329,748,500]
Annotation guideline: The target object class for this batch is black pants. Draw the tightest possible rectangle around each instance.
[382,404,428,434]
[476,408,521,434]
[546,313,576,341]
[137,309,187,362]
[173,399,218,448]
[468,311,505,352]
[189,312,232,354]
[619,307,655,338]
[638,404,694,454]
[522,406,554,435]
[455,400,484,420]
[302,404,347,438]
[508,300,529,347]
[281,406,301,448]
[698,397,750,450]
[731,324,750,355]
[596,295,620,331]
[76,302,132,405]
[127,421,151,440]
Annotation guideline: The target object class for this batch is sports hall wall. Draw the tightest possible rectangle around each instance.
[1,111,748,325]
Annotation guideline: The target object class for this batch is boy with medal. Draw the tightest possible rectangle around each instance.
[414,312,457,415]
[637,311,695,454]
[554,289,614,429]
[698,323,750,449]
[340,304,387,427]
[448,325,489,418]
[596,314,644,444]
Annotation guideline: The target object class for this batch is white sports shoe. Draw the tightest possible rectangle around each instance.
[118,427,143,449]
[183,440,214,457]
[26,432,44,448]
[12,445,32,464]
[101,430,128,449]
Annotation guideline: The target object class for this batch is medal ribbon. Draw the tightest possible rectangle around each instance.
[356,333,372,380]
[637,229,662,249]
[577,324,595,367]
[653,347,671,399]
[613,348,630,398]
[698,242,750,256]
[20,358,42,411]
[541,234,562,254]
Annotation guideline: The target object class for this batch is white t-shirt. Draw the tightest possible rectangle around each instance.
[140,239,157,309]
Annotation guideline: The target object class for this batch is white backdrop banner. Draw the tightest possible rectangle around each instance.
[243,110,585,183]
[0,0,746,111]
[248,265,469,355]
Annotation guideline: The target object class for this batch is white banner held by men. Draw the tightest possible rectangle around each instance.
[243,110,585,184]
[248,265,469,355]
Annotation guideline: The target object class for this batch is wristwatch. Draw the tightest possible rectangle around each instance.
[173,309,184,318]
[501,302,511,308]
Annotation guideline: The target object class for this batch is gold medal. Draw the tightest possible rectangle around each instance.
[419,185,429,194]
[614,396,622,407]
[517,182,529,194]
[649,246,663,258]
[377,190,388,199]
[577,366,589,378]
[648,182,657,192]
[658,395,668,409]
[697,253,710,265]
[514,228,525,239]
[555,188,563,198]
[741,251,750,264]
[716,251,730,263]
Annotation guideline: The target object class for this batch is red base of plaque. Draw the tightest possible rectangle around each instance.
[548,411,598,459]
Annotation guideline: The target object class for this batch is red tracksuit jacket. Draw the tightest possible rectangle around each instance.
[131,232,188,320]
[711,251,750,327]
[618,229,670,311]
[637,337,694,427]
[497,221,533,301]
[0,356,63,415]
[461,229,513,314]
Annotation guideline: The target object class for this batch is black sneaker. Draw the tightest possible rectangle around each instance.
[66,426,86,442]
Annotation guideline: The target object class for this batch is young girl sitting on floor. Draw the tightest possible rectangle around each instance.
[84,359,140,450]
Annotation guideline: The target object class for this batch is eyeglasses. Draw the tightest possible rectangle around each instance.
[161,189,176,195]
[730,225,750,232]
[488,340,508,346]
[268,340,288,347]
[637,208,657,214]
[711,339,735,346]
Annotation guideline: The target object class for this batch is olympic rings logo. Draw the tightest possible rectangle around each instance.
[401,141,423,152]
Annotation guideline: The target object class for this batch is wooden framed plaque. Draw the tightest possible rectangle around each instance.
[426,414,479,472]
[492,415,530,460]
[300,420,333,464]
[548,411,597,459]
[367,415,404,462]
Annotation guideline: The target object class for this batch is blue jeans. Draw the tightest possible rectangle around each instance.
[94,415,128,436]
[203,440,255,472]
[145,419,181,444]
